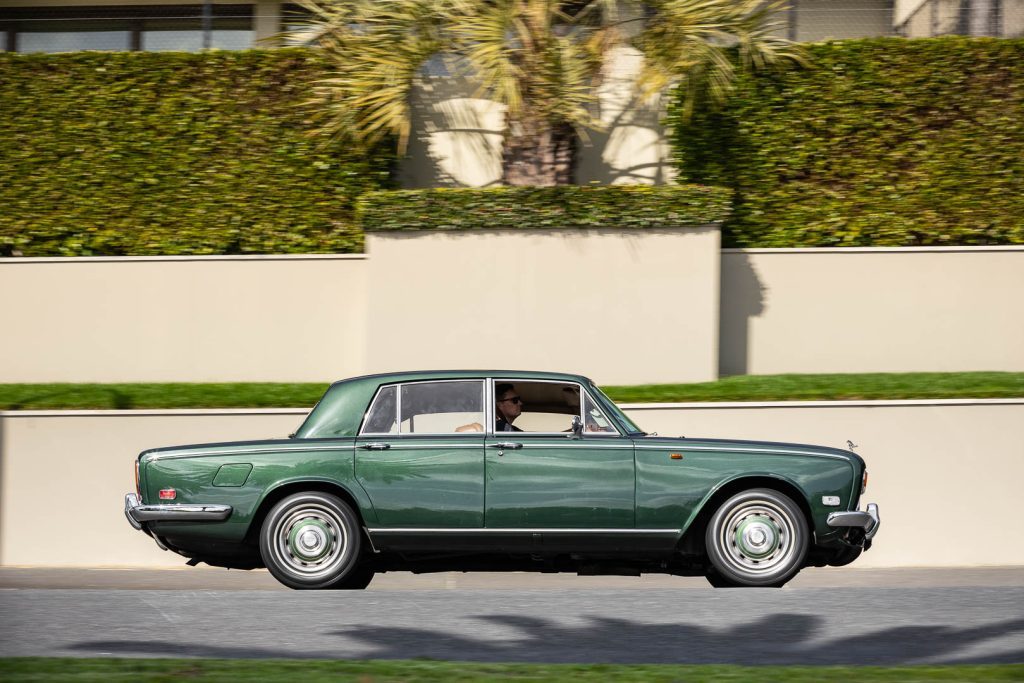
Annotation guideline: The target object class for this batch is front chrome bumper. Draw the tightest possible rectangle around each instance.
[124,493,233,530]
[827,502,881,540]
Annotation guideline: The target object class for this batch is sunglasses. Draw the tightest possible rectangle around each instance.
[499,396,523,405]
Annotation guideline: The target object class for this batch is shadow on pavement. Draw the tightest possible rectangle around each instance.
[69,613,1024,664]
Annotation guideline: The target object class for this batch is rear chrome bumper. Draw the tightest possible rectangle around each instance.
[827,502,881,540]
[124,493,232,530]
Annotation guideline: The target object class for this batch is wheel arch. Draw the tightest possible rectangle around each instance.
[677,475,815,555]
[243,479,370,547]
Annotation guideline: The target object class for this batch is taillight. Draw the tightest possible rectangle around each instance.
[861,470,869,495]
[159,488,177,501]
[135,460,141,498]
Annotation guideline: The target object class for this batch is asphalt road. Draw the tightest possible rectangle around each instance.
[1,568,1023,664]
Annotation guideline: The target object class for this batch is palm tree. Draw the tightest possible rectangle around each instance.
[294,0,802,186]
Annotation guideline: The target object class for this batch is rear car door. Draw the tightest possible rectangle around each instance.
[355,379,486,528]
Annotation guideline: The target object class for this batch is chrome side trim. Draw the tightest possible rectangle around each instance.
[375,443,484,450]
[147,444,351,461]
[367,527,681,535]
[634,444,852,461]
[827,502,881,540]
[125,493,232,523]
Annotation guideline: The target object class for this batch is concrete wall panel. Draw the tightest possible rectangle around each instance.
[720,247,1024,376]
[364,227,720,386]
[0,255,367,383]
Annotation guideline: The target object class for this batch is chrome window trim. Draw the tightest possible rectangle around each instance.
[489,379,623,437]
[359,379,486,437]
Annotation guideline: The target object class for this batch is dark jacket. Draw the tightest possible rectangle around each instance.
[495,418,522,432]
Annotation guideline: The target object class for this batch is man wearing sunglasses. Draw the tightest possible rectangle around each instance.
[495,383,524,432]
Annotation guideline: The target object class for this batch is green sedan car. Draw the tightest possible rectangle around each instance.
[124,370,880,589]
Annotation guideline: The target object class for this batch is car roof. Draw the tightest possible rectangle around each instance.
[331,369,593,387]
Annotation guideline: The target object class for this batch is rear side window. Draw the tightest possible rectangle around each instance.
[361,385,397,434]
[400,381,484,434]
[359,380,484,435]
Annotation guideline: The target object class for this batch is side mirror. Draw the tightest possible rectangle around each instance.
[570,415,583,439]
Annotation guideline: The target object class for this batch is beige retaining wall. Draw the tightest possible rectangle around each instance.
[0,255,368,383]
[720,246,1024,376]
[3,245,1022,385]
[2,399,1021,568]
[364,227,720,385]
[0,226,722,386]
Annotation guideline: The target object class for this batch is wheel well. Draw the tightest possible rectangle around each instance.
[243,481,368,547]
[677,476,815,556]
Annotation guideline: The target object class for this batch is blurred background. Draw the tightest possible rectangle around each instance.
[1,0,1022,55]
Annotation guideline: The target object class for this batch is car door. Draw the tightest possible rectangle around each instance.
[484,380,635,550]
[355,379,486,530]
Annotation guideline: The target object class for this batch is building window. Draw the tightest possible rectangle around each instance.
[1,5,254,53]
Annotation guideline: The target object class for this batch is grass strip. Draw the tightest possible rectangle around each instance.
[603,372,1024,403]
[0,383,329,411]
[0,373,1022,411]
[1,659,1022,682]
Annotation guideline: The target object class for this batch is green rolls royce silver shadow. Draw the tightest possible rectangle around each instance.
[124,370,880,589]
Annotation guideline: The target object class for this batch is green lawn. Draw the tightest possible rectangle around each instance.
[0,659,1022,682]
[0,372,1021,411]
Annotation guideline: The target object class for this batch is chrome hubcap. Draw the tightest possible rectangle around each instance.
[737,517,780,559]
[288,519,332,562]
[719,500,796,576]
[273,503,349,579]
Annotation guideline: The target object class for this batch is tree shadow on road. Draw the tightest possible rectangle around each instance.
[69,613,1024,664]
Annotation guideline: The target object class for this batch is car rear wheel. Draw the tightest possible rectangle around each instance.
[260,491,366,590]
[704,488,808,588]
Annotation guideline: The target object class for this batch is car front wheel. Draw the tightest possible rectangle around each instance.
[260,491,366,590]
[704,488,809,588]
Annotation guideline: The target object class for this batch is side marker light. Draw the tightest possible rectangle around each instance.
[159,488,177,500]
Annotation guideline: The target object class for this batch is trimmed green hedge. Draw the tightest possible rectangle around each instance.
[358,185,732,231]
[1,373,1020,409]
[0,49,392,256]
[670,38,1024,247]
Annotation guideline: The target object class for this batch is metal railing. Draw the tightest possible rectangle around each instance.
[898,0,1024,38]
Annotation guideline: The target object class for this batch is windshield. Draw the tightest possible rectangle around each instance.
[589,382,645,435]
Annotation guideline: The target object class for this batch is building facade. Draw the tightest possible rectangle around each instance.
[1,1,907,55]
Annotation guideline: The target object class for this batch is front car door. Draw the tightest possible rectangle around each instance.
[484,379,639,551]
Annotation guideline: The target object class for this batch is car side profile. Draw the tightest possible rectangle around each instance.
[124,370,880,589]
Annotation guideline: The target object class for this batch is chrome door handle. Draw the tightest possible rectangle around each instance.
[361,442,391,450]
[489,442,522,450]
